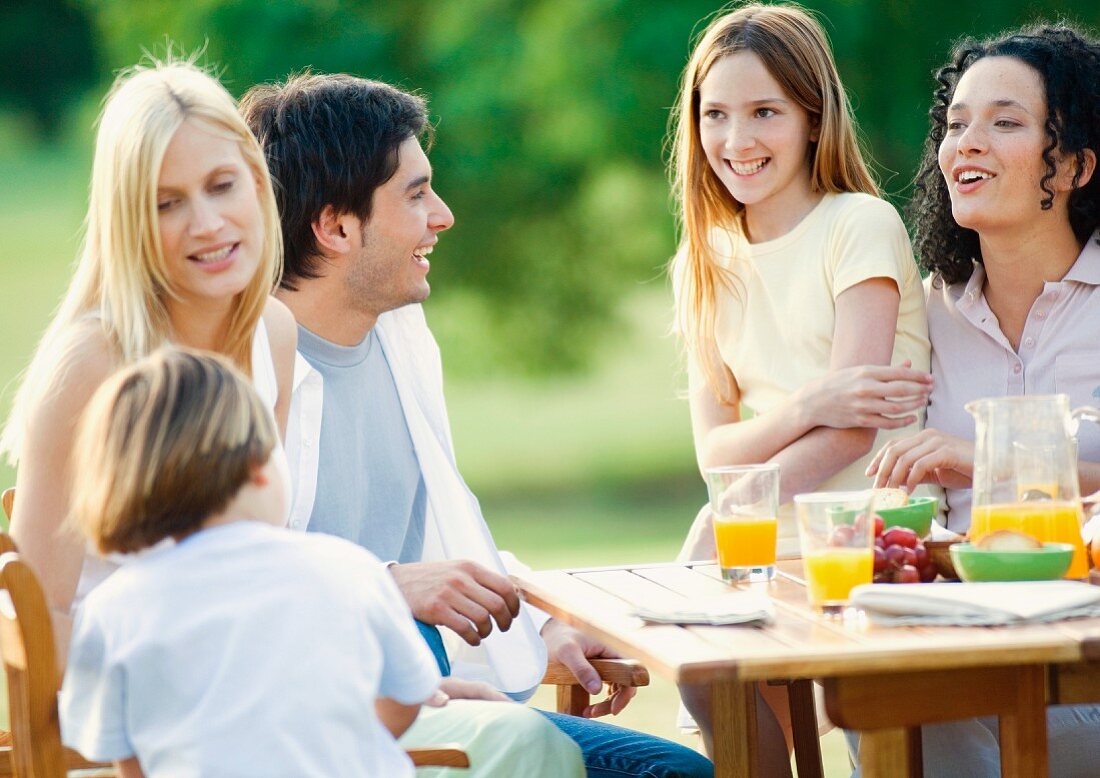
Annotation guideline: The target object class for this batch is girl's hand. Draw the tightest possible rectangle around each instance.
[866,429,974,492]
[800,360,932,431]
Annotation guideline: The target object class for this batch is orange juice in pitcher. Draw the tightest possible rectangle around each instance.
[966,395,1100,581]
[969,502,1088,579]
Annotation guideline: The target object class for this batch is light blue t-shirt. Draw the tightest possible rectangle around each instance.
[297,325,426,563]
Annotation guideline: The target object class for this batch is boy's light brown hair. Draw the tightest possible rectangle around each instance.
[70,346,277,554]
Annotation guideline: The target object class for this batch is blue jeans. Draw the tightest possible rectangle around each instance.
[417,621,713,778]
[538,709,713,778]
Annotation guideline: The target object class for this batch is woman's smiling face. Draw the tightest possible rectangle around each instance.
[157,119,264,306]
[938,56,1065,235]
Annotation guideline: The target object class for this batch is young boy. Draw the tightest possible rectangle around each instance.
[59,347,442,777]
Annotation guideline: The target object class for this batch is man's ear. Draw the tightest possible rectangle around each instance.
[311,205,360,256]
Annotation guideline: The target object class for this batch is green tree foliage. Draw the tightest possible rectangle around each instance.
[48,1,1100,371]
[0,0,98,138]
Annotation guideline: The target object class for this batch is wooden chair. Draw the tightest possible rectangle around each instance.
[542,657,649,715]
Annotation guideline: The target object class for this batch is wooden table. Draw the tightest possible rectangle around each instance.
[514,559,1100,777]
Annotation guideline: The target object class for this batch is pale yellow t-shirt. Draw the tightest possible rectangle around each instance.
[711,191,931,523]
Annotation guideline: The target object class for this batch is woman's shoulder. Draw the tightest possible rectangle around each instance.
[48,320,119,401]
[261,297,298,364]
[261,297,297,346]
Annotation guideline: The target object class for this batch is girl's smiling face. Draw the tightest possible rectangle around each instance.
[698,51,819,236]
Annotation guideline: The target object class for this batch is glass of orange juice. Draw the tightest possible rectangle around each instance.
[705,464,779,582]
[794,491,875,615]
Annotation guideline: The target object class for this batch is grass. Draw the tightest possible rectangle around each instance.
[0,124,854,775]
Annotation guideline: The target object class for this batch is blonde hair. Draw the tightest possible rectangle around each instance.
[669,3,878,398]
[70,347,277,554]
[1,56,282,463]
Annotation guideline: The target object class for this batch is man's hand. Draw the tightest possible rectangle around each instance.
[439,677,511,703]
[389,560,521,646]
[541,618,637,718]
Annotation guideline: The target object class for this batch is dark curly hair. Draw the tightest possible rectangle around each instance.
[909,23,1100,284]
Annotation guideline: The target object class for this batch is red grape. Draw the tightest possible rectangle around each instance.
[873,514,884,538]
[885,545,907,569]
[896,565,920,584]
[871,536,936,584]
[828,525,855,547]
[882,526,919,549]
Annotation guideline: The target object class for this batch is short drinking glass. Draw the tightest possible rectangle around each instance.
[794,491,875,615]
[705,464,780,582]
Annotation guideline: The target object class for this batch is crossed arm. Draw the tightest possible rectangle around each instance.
[690,277,931,503]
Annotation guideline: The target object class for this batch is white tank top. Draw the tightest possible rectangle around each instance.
[73,319,286,608]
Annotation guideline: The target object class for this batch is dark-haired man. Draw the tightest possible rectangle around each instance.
[242,73,713,778]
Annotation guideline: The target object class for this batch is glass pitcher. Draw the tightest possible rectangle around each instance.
[967,394,1100,579]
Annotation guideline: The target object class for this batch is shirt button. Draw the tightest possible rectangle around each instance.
[1036,311,1045,319]
[1013,364,1022,374]
[303,438,312,449]
[1024,337,1035,347]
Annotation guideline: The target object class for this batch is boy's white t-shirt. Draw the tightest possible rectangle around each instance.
[60,521,440,778]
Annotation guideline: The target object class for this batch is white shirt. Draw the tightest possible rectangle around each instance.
[286,303,549,700]
[61,521,440,777]
[72,321,287,607]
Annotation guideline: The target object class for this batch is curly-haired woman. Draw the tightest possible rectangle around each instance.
[866,22,1100,776]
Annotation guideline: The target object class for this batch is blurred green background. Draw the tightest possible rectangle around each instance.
[2,0,1099,771]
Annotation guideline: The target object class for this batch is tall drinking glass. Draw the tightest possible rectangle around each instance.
[794,491,875,615]
[705,464,780,582]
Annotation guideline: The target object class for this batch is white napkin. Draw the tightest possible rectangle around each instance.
[632,591,774,626]
[852,581,1100,626]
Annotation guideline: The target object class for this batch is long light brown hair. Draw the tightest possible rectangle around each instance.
[1,57,282,464]
[669,3,878,398]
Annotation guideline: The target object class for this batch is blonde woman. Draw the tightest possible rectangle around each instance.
[668,4,931,771]
[0,58,296,651]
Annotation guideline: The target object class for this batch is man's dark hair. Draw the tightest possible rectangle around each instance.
[240,73,431,289]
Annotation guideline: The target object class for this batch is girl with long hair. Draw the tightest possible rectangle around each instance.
[668,4,930,770]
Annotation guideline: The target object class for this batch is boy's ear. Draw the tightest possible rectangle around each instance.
[311,205,359,256]
[249,462,269,487]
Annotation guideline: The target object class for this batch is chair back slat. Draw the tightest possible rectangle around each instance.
[0,551,66,777]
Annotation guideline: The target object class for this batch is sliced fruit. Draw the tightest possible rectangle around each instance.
[975,529,1043,551]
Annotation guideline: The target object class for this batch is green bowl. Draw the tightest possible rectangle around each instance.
[875,496,938,538]
[950,542,1074,582]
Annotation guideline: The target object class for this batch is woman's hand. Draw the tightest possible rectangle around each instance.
[866,428,974,492]
[798,360,933,431]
